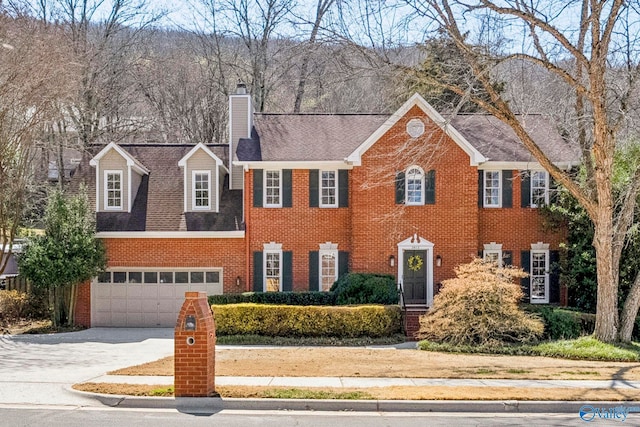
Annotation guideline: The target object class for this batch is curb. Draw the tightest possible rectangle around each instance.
[71,389,636,414]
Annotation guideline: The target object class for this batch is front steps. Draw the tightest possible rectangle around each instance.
[403,307,428,339]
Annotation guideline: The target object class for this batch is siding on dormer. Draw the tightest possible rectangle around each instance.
[184,148,218,212]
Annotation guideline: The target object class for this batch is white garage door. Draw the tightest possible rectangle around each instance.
[92,269,223,327]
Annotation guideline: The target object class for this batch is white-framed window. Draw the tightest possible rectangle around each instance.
[192,170,211,209]
[483,170,501,207]
[104,170,123,210]
[530,171,549,208]
[530,243,550,303]
[320,170,337,207]
[483,242,503,266]
[319,242,338,291]
[264,243,282,292]
[264,170,282,207]
[406,166,425,205]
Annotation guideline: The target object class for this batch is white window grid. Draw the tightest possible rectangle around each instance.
[530,171,549,208]
[264,170,282,207]
[319,250,338,291]
[320,170,337,207]
[406,166,425,205]
[193,171,210,209]
[105,170,122,210]
[484,170,501,207]
[264,251,282,291]
[530,250,549,301]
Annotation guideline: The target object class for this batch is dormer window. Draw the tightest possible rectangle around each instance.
[193,171,211,210]
[105,170,123,210]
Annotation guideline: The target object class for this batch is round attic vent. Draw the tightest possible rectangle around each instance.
[406,118,425,137]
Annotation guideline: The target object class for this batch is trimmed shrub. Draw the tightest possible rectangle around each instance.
[524,306,594,340]
[209,291,336,306]
[211,303,402,337]
[418,259,544,346]
[330,273,398,305]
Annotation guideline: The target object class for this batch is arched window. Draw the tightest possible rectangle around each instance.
[405,166,424,205]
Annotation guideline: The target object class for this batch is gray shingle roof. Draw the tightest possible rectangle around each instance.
[72,144,242,232]
[249,114,389,162]
[450,114,580,164]
[243,112,580,165]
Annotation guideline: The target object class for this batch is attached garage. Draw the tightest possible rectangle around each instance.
[92,269,223,327]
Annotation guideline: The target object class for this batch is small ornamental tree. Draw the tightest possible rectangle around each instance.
[418,259,543,346]
[18,189,106,326]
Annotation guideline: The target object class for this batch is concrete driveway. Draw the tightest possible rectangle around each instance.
[0,328,174,406]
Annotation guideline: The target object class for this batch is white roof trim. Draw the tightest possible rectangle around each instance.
[96,231,245,238]
[89,142,150,175]
[233,160,352,170]
[347,93,487,167]
[479,161,580,171]
[178,142,227,172]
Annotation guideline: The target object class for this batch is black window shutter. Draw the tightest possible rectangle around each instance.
[478,170,484,207]
[282,169,292,207]
[253,251,263,291]
[503,250,513,266]
[283,251,293,291]
[521,172,531,208]
[309,251,319,291]
[520,250,531,302]
[309,169,319,207]
[338,170,349,207]
[502,170,512,208]
[425,170,436,204]
[550,250,560,303]
[338,251,349,279]
[253,169,263,208]
[395,171,405,204]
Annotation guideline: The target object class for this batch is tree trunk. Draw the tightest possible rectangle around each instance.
[592,212,618,342]
[618,271,640,342]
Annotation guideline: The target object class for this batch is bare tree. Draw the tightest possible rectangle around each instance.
[0,6,67,275]
[396,0,640,342]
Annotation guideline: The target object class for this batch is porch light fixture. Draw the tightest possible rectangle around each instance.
[436,255,442,267]
[389,255,395,267]
[236,276,241,287]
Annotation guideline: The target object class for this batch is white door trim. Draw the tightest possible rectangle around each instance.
[397,234,434,307]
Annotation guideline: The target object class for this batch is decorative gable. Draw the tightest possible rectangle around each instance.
[178,143,228,213]
[347,93,487,167]
[89,142,149,213]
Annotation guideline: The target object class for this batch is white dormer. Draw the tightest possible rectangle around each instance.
[178,143,228,213]
[90,142,149,213]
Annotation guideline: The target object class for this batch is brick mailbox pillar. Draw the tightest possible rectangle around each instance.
[174,291,216,397]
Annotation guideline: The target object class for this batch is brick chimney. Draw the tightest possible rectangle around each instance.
[228,82,252,190]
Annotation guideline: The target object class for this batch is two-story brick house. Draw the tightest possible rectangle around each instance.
[70,86,579,330]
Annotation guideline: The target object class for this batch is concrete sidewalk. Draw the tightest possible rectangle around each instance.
[89,374,640,390]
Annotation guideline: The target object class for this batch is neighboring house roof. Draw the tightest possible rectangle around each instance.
[72,144,242,232]
[238,93,580,168]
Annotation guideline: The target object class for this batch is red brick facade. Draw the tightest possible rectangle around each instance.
[78,96,569,328]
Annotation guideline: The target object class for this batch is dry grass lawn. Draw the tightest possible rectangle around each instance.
[110,347,640,381]
[77,347,640,401]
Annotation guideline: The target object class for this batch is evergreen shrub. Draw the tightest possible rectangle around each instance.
[330,273,398,305]
[211,303,401,337]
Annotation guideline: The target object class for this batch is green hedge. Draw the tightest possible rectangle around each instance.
[209,291,336,306]
[330,273,398,305]
[524,305,595,340]
[211,303,402,337]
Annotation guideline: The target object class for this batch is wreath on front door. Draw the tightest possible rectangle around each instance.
[407,255,423,272]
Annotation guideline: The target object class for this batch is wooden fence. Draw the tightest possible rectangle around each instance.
[1,276,31,293]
